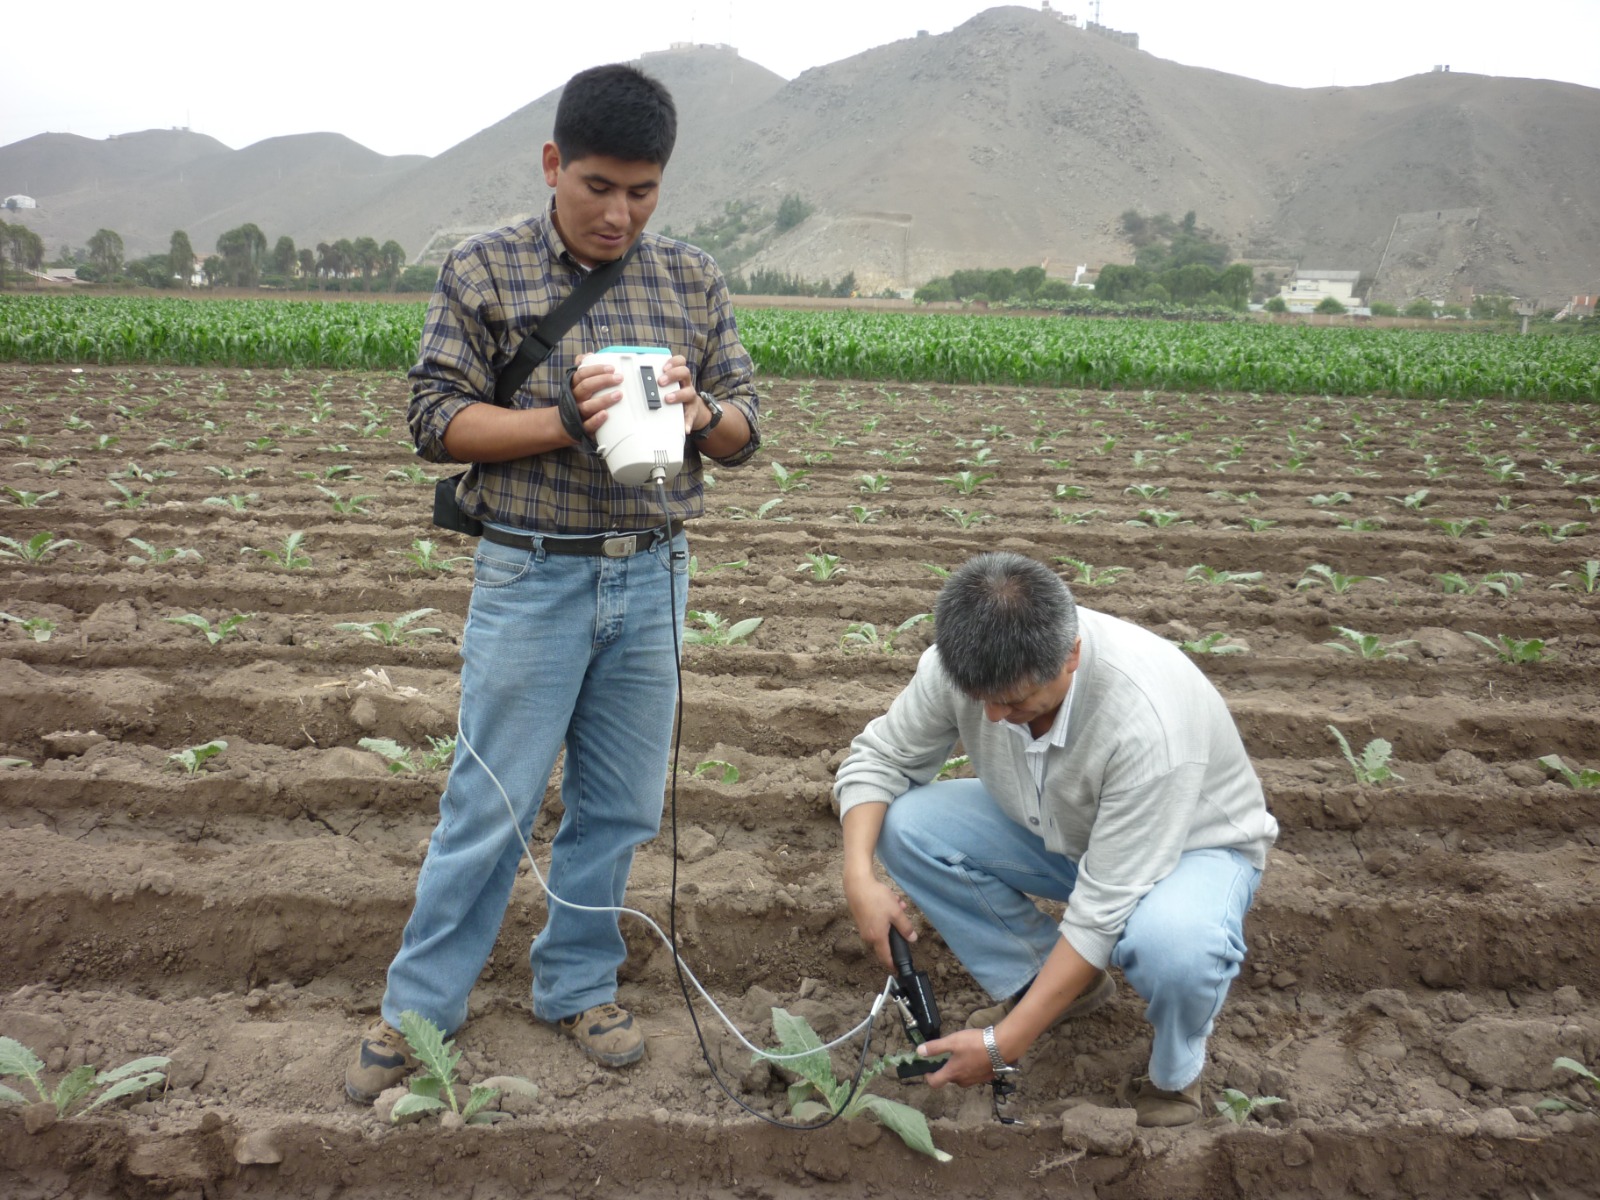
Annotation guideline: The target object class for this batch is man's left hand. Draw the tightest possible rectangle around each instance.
[915,1028,1006,1089]
[657,355,709,435]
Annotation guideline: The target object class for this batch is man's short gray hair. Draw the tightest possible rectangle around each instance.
[934,552,1078,697]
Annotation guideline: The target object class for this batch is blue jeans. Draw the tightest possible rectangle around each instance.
[876,779,1261,1090]
[382,529,688,1033]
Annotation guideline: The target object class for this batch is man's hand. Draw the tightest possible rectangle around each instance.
[656,354,712,435]
[568,355,626,441]
[915,1028,1002,1089]
[843,874,915,972]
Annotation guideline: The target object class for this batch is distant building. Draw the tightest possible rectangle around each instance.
[1281,269,1361,308]
[3,195,38,210]
[1554,294,1596,321]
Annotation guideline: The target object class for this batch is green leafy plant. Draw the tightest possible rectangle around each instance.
[1552,561,1600,593]
[336,608,444,646]
[206,464,266,482]
[796,551,846,581]
[1386,488,1430,510]
[752,1008,950,1162]
[1307,491,1354,507]
[1327,725,1403,786]
[1052,483,1093,501]
[391,1011,537,1125]
[1538,755,1600,790]
[167,739,228,776]
[1427,516,1490,539]
[938,470,994,496]
[941,506,991,528]
[692,759,740,784]
[0,532,78,563]
[858,472,892,494]
[359,738,417,774]
[1126,508,1189,528]
[2,487,58,508]
[1055,558,1129,587]
[1325,626,1415,661]
[936,754,971,780]
[725,497,789,522]
[1215,1087,1284,1125]
[1333,515,1386,531]
[245,531,312,570]
[1554,1056,1599,1096]
[770,462,811,493]
[390,539,470,574]
[1464,632,1547,664]
[317,485,376,516]
[0,612,56,642]
[845,503,882,524]
[0,1037,169,1118]
[683,611,762,646]
[1520,520,1588,544]
[1296,564,1383,594]
[1185,564,1263,587]
[204,492,259,512]
[686,556,747,579]
[1434,571,1523,598]
[1176,632,1248,655]
[126,537,202,566]
[840,613,932,655]
[166,612,252,646]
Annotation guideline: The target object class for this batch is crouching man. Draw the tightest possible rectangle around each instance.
[836,552,1277,1126]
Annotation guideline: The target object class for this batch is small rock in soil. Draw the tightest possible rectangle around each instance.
[1060,1103,1137,1155]
[234,1128,283,1164]
[22,1103,57,1136]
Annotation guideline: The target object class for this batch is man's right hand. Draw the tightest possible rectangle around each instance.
[844,874,916,973]
[568,356,625,442]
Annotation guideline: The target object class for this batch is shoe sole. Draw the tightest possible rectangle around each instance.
[572,1040,646,1068]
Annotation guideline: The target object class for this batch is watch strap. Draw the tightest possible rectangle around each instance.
[689,394,723,442]
[982,1025,1017,1075]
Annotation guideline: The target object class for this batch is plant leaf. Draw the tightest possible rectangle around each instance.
[757,1008,838,1105]
[461,1084,500,1121]
[0,1082,29,1105]
[52,1064,98,1116]
[855,1094,953,1161]
[390,1093,447,1121]
[81,1071,167,1114]
[790,1098,831,1122]
[0,1037,48,1089]
[398,1011,460,1095]
[94,1056,172,1086]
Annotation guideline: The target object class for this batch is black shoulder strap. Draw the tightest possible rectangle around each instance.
[492,240,639,406]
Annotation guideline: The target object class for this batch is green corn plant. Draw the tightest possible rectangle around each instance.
[1185,564,1263,587]
[683,611,763,646]
[0,611,56,642]
[1327,725,1403,786]
[1176,632,1248,655]
[166,612,252,646]
[752,1008,950,1162]
[1537,755,1600,790]
[1325,627,1415,661]
[0,532,78,563]
[1433,571,1523,598]
[245,531,312,569]
[1464,632,1547,664]
[1552,561,1600,593]
[1055,558,1129,587]
[167,739,227,776]
[770,462,811,492]
[391,1011,537,1125]
[2,487,57,508]
[840,613,932,654]
[0,1037,170,1118]
[692,759,740,784]
[1215,1088,1284,1125]
[938,470,994,496]
[336,608,444,646]
[796,551,846,581]
[941,507,991,528]
[125,538,202,566]
[1295,564,1383,594]
[390,539,470,574]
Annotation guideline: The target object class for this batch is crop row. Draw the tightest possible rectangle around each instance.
[4,295,1599,401]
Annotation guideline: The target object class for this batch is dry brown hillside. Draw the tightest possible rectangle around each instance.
[3,4,1596,300]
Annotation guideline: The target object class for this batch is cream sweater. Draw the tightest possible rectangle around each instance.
[834,607,1279,967]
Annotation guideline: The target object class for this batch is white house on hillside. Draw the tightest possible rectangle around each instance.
[1281,269,1361,307]
[3,195,38,210]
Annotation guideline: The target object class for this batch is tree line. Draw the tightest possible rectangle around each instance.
[0,220,47,285]
[55,225,438,291]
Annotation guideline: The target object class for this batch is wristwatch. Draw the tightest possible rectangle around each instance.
[689,393,724,442]
[982,1025,1020,1076]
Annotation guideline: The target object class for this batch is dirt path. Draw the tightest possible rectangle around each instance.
[2,365,1598,1198]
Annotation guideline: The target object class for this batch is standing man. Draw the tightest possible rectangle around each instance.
[836,552,1276,1127]
[347,63,760,1103]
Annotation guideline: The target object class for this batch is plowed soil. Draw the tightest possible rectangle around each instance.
[2,364,1598,1199]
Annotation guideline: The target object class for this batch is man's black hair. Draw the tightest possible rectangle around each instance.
[934,552,1078,698]
[553,64,677,166]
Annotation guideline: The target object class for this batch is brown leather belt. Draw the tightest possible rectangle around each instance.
[479,521,682,559]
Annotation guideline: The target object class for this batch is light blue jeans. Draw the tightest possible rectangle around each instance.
[382,528,688,1033]
[876,779,1261,1090]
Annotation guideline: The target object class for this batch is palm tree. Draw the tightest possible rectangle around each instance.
[378,240,406,289]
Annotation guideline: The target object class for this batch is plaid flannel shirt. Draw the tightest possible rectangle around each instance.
[407,202,761,534]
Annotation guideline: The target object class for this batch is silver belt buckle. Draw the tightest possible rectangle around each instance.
[602,534,637,558]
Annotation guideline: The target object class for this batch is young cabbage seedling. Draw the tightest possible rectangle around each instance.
[1464,632,1547,664]
[245,531,312,570]
[1327,725,1403,786]
[166,613,252,646]
[1537,755,1600,790]
[770,462,811,493]
[390,1011,537,1126]
[692,759,740,784]
[0,612,56,642]
[1325,627,1415,661]
[126,538,202,566]
[0,1037,169,1118]
[1176,632,1248,655]
[1215,1087,1284,1125]
[840,613,932,655]
[336,609,444,647]
[390,539,469,574]
[1055,558,1129,587]
[796,551,846,581]
[752,1008,951,1162]
[683,611,762,646]
[1551,561,1600,594]
[1185,564,1263,587]
[1296,564,1384,595]
[167,740,228,776]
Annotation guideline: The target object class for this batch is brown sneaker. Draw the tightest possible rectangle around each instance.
[556,1002,645,1067]
[964,969,1117,1031]
[1133,1077,1205,1127]
[345,1018,419,1104]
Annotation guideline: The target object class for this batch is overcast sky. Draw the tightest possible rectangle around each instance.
[7,1,1598,158]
